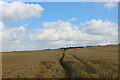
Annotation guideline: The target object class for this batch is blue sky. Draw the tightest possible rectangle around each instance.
[0,1,118,51]
[4,2,118,30]
[2,0,119,2]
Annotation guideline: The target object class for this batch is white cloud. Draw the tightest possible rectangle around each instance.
[30,19,118,48]
[0,21,4,32]
[81,19,117,36]
[73,25,79,30]
[30,20,73,41]
[23,24,29,27]
[2,26,26,44]
[1,19,118,51]
[81,19,118,44]
[19,26,26,31]
[98,2,117,9]
[0,21,3,51]
[0,21,40,51]
[2,43,38,52]
[69,17,77,22]
[0,1,44,21]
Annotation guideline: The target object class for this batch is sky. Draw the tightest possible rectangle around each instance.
[2,0,119,2]
[0,1,118,52]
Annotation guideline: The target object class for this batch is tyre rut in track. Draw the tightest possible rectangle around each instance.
[59,52,71,78]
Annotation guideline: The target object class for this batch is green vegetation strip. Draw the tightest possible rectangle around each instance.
[60,54,99,78]
[59,51,71,78]
[72,55,86,65]
[71,55,99,74]
[61,61,82,78]
[59,48,99,78]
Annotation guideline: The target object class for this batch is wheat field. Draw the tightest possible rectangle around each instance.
[2,45,118,78]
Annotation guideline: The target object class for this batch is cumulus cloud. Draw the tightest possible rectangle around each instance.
[23,24,29,27]
[0,1,44,21]
[0,21,4,32]
[2,43,38,52]
[1,21,41,51]
[81,19,118,44]
[98,2,117,9]
[81,19,117,36]
[2,26,26,44]
[0,21,3,51]
[69,17,77,22]
[0,21,27,51]
[1,19,118,51]
[30,19,118,48]
[30,20,73,41]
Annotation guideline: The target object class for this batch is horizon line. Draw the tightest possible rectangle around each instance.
[1,44,118,53]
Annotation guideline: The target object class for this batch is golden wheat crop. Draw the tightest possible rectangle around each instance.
[2,45,118,78]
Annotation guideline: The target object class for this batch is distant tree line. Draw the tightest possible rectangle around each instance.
[11,44,119,52]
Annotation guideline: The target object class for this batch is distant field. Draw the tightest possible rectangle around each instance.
[2,45,118,78]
